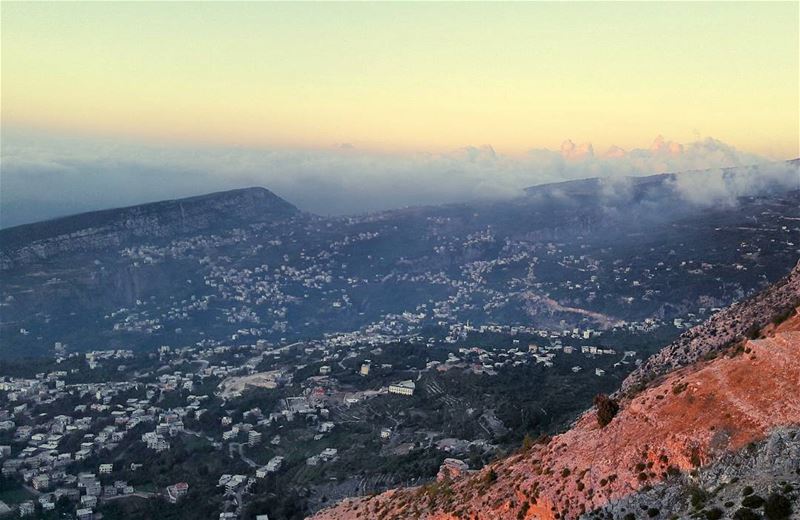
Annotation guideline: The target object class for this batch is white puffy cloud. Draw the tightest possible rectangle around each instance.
[0,129,795,227]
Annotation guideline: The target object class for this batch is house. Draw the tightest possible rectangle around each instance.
[99,463,113,474]
[388,380,415,396]
[39,497,55,511]
[76,508,93,520]
[167,482,189,503]
[320,448,338,459]
[257,455,285,478]
[31,474,49,491]
[265,456,284,473]
[19,501,35,516]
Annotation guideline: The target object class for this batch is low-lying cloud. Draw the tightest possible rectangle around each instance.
[0,130,796,228]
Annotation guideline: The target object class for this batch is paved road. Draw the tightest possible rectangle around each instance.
[229,442,258,468]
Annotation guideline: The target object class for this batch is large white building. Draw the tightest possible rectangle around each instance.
[388,380,415,396]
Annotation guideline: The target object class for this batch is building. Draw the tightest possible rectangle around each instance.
[248,431,262,446]
[31,474,49,491]
[257,455,285,477]
[99,463,113,474]
[218,474,247,493]
[388,380,415,396]
[19,502,35,517]
[320,448,338,460]
[359,362,371,376]
[167,482,189,503]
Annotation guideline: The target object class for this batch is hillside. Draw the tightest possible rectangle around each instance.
[310,262,800,520]
[1,163,797,361]
[0,187,300,270]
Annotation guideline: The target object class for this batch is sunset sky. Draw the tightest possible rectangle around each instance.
[2,2,798,158]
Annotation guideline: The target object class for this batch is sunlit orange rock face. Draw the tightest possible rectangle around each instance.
[311,315,800,520]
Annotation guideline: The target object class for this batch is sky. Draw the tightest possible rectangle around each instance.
[1,2,799,226]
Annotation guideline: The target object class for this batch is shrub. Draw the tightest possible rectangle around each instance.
[742,495,765,508]
[689,486,708,509]
[689,448,702,468]
[733,508,762,520]
[594,394,619,427]
[763,493,792,520]
[704,508,723,520]
[770,308,795,325]
[742,486,755,496]
[744,323,761,340]
[521,434,534,452]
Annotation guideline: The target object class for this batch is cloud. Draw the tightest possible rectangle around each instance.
[560,140,594,160]
[668,162,800,207]
[0,130,795,227]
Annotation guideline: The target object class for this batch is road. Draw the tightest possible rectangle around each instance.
[228,442,258,468]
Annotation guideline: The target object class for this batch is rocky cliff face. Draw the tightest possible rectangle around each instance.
[0,187,300,270]
[310,264,800,520]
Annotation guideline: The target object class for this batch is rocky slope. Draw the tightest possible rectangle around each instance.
[620,260,800,396]
[310,263,800,520]
[0,187,300,270]
[588,426,800,520]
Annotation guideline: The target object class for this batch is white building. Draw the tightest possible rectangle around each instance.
[388,380,415,396]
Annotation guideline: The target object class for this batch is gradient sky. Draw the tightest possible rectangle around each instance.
[2,1,799,158]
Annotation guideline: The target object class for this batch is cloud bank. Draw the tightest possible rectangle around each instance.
[0,131,796,228]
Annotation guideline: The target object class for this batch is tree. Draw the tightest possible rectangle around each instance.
[593,394,619,427]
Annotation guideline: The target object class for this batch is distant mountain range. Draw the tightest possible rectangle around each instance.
[1,161,798,360]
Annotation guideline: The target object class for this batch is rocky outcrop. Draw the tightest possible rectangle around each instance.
[586,427,799,519]
[0,187,300,270]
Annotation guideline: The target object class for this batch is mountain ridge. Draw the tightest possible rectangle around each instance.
[0,187,300,269]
